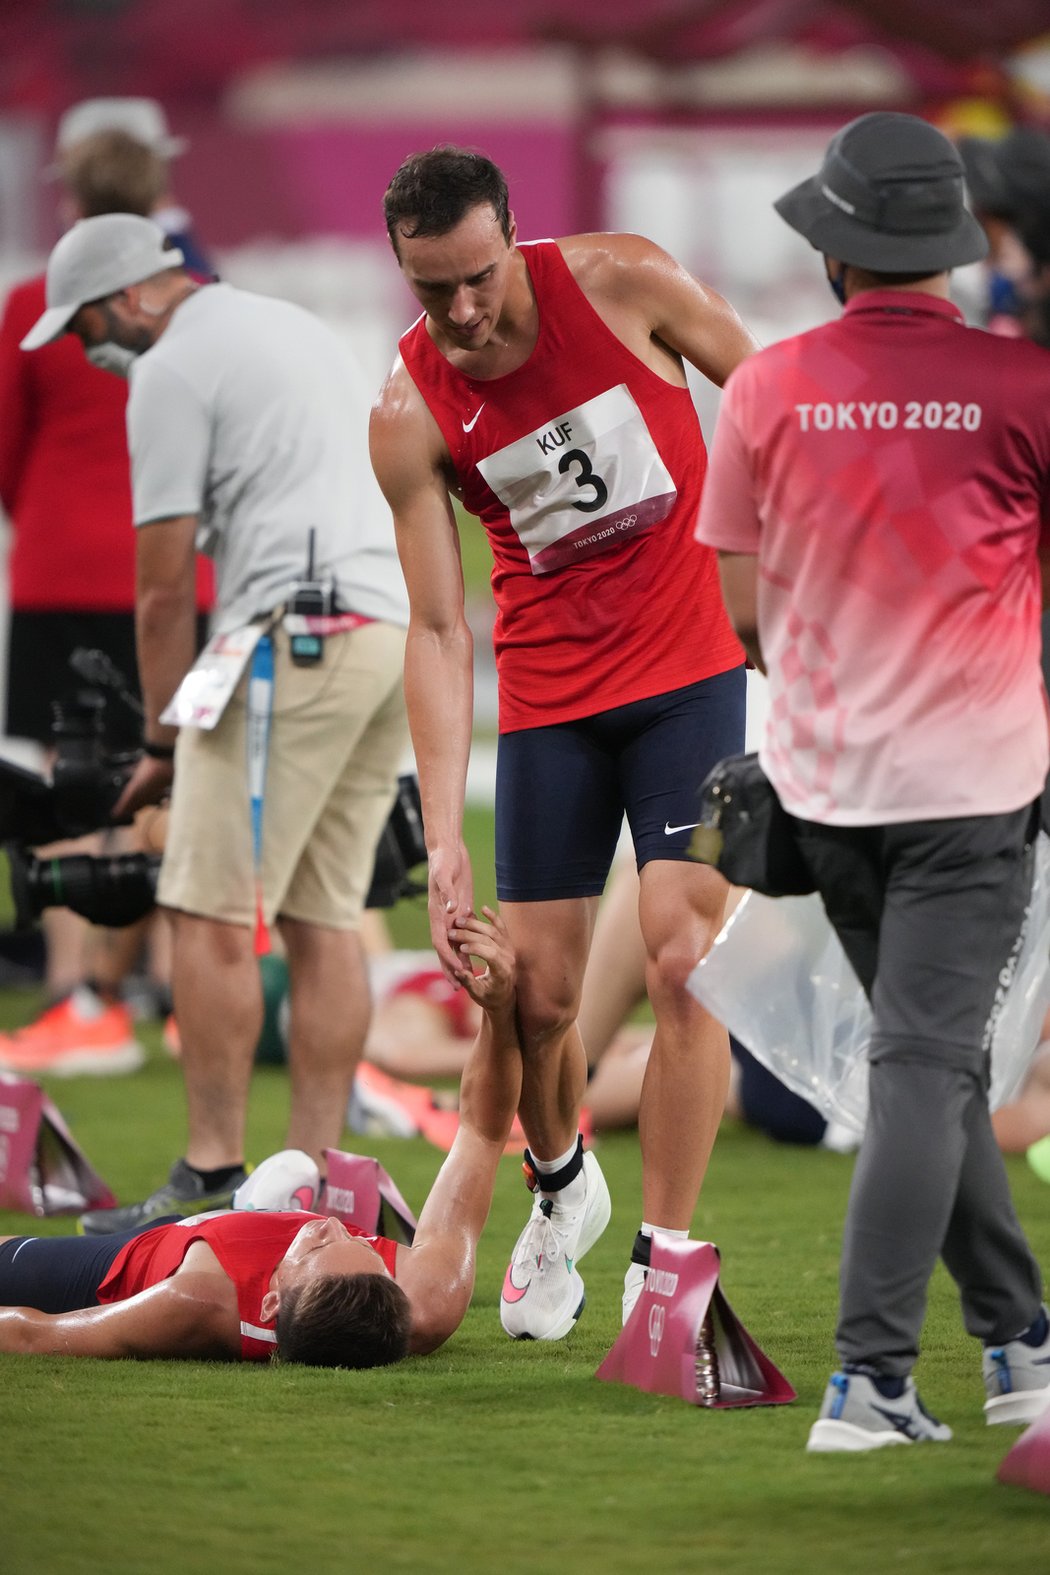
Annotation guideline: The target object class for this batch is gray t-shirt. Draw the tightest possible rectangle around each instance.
[127,283,408,634]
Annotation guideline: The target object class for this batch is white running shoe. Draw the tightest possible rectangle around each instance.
[622,1261,647,1325]
[233,1150,320,1213]
[500,1150,611,1340]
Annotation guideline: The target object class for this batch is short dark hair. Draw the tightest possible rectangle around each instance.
[275,1273,412,1369]
[62,130,167,218]
[383,146,510,255]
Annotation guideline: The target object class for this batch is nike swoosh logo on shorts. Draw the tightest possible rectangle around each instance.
[462,403,486,432]
[664,821,701,835]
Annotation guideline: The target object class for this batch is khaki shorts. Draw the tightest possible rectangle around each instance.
[158,619,408,929]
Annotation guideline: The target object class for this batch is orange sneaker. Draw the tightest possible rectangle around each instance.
[162,1014,181,1059]
[0,987,145,1077]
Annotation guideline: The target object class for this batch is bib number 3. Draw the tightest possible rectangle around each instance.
[477,383,677,575]
[558,448,609,513]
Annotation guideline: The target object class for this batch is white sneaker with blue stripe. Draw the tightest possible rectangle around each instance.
[983,1305,1050,1426]
[807,1369,952,1452]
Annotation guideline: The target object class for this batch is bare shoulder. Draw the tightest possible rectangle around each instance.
[393,1241,461,1356]
[558,231,759,385]
[370,353,448,488]
[558,231,689,305]
[372,353,435,439]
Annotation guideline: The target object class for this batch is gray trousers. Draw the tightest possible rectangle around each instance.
[794,805,1044,1377]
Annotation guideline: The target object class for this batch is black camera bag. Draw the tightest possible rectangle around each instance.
[689,752,815,897]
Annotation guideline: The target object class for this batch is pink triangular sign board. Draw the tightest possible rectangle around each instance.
[596,1236,796,1408]
[319,1148,417,1244]
[997,1402,1050,1495]
[0,1073,116,1216]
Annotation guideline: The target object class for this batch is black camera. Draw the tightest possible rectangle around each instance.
[8,845,160,930]
[0,647,140,847]
[365,773,428,909]
[8,772,428,929]
[2,647,429,929]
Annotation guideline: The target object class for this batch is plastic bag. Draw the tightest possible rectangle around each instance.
[688,832,1050,1133]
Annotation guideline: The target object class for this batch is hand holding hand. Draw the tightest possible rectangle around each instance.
[449,906,516,1013]
[427,842,475,984]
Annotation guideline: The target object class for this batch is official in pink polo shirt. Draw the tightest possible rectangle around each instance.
[697,112,1050,1453]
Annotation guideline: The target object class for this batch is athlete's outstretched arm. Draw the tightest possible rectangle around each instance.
[0,1273,239,1360]
[397,910,521,1354]
[370,365,476,984]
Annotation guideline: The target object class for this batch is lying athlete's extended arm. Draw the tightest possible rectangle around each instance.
[370,367,477,984]
[397,911,520,1354]
[0,1273,239,1360]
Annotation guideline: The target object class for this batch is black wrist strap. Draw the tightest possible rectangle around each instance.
[143,740,176,760]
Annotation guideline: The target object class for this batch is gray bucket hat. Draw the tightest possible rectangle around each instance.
[775,112,988,273]
[20,214,184,351]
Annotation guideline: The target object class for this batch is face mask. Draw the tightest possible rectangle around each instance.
[85,341,137,377]
[827,267,847,307]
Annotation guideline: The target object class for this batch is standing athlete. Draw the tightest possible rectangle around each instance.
[370,147,759,1338]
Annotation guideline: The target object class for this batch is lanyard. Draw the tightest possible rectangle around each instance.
[246,632,274,956]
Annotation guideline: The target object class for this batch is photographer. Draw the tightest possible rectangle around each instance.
[21,213,410,1232]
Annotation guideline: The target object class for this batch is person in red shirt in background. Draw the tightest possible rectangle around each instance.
[697,112,1050,1452]
[371,147,759,1342]
[0,99,212,1076]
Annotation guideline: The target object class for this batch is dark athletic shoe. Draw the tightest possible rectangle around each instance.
[807,1370,952,1452]
[78,1158,248,1236]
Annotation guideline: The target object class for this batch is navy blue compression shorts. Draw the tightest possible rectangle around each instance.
[0,1225,156,1313]
[495,666,746,902]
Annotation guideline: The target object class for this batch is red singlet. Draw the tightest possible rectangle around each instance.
[387,967,476,1040]
[97,1211,399,1361]
[398,240,743,733]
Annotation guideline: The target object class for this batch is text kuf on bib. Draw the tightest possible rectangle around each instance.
[477,385,676,575]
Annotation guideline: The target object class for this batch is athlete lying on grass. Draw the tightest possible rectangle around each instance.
[0,911,519,1368]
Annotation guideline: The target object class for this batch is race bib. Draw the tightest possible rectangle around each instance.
[476,384,676,575]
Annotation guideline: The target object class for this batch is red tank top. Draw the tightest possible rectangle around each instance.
[398,240,743,732]
[97,1211,399,1362]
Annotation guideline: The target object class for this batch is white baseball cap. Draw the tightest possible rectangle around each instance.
[48,97,188,175]
[20,214,185,350]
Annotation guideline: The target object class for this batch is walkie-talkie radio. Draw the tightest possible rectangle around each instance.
[288,528,330,666]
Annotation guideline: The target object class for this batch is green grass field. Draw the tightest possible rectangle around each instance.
[2,814,1050,1573]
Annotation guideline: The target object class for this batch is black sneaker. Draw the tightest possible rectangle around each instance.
[78,1158,249,1236]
